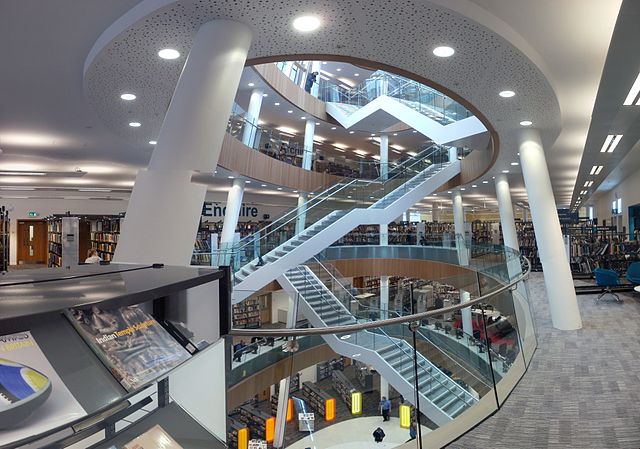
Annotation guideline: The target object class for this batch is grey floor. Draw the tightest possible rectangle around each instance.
[447,272,640,449]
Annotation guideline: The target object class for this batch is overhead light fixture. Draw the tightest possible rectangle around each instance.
[79,188,112,192]
[228,176,235,179]
[482,180,489,184]
[247,82,255,87]
[274,102,280,106]
[245,180,251,184]
[0,171,45,176]
[499,90,515,98]
[472,184,477,188]
[433,46,455,57]
[300,116,306,119]
[460,187,466,191]
[502,170,510,173]
[262,93,268,97]
[0,186,36,191]
[412,130,418,133]
[590,165,603,175]
[129,122,141,127]
[354,73,360,77]
[292,15,322,32]
[370,133,376,137]
[510,162,519,166]
[349,131,354,134]
[293,190,298,193]
[331,126,337,130]
[287,110,293,114]
[580,190,588,195]
[393,133,398,136]
[599,134,623,153]
[120,93,136,101]
[336,68,342,72]
[148,140,157,145]
[158,48,180,60]
[585,181,593,187]
[623,72,640,105]
[277,187,283,190]
[316,122,320,126]
[520,120,533,127]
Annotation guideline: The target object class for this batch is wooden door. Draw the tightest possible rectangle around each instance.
[17,220,47,264]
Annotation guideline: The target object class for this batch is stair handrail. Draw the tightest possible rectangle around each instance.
[229,144,447,260]
[309,257,484,402]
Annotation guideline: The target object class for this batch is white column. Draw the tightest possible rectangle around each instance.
[448,147,458,163]
[295,193,308,235]
[524,208,529,222]
[220,178,245,251]
[241,88,264,148]
[460,289,473,337]
[452,191,468,265]
[495,174,519,251]
[519,128,582,330]
[380,134,389,180]
[380,275,389,319]
[380,376,389,400]
[310,61,321,98]
[302,119,315,170]
[273,377,290,448]
[380,223,388,245]
[115,20,252,265]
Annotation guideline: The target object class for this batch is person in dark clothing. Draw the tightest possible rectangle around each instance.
[305,71,318,93]
[373,427,385,443]
[380,396,391,421]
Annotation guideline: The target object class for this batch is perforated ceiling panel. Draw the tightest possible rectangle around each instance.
[84,0,561,177]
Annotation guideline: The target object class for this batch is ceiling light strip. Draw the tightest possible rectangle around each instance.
[623,72,640,106]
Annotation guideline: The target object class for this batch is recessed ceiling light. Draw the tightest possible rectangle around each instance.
[287,110,293,114]
[433,46,455,57]
[331,126,337,130]
[336,68,342,72]
[248,82,255,87]
[520,120,533,127]
[600,134,623,153]
[482,180,488,184]
[412,130,418,133]
[120,93,136,101]
[447,191,452,194]
[158,48,180,60]
[245,180,251,184]
[322,61,327,65]
[261,184,267,187]
[502,170,510,173]
[262,93,268,97]
[277,187,283,190]
[129,122,141,127]
[301,116,306,119]
[354,73,360,77]
[510,162,519,166]
[349,131,354,134]
[293,190,298,193]
[316,122,320,126]
[370,133,376,136]
[228,176,235,179]
[460,188,466,191]
[148,140,157,145]
[499,90,515,98]
[292,15,321,32]
[472,184,477,188]
[393,133,398,136]
[590,165,604,175]
[623,72,640,105]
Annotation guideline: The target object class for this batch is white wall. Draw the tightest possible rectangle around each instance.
[594,168,640,234]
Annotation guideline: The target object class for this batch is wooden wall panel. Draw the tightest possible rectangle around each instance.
[253,64,330,122]
[217,133,341,191]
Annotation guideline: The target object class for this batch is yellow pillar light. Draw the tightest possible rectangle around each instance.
[325,398,336,421]
[286,398,294,422]
[399,404,411,429]
[265,416,276,443]
[351,391,363,415]
[237,427,249,449]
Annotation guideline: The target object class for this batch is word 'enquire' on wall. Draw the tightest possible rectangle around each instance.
[202,202,259,218]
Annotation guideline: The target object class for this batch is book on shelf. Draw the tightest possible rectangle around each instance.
[0,331,86,446]
[64,305,191,391]
[123,424,184,449]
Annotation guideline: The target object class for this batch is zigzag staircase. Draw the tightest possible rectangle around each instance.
[278,264,478,425]
[231,145,461,302]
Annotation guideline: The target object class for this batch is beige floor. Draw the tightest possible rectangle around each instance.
[285,416,430,449]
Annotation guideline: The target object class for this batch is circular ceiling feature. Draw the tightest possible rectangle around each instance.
[128,122,141,127]
[292,15,321,32]
[120,93,136,101]
[433,46,455,57]
[158,48,180,60]
[499,90,515,98]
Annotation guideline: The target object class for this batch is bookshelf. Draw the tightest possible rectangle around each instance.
[90,217,123,262]
[331,370,358,408]
[233,296,261,328]
[316,361,332,381]
[238,404,275,441]
[48,219,63,267]
[227,418,248,449]
[0,207,8,271]
[301,381,334,418]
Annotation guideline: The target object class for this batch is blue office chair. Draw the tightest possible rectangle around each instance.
[593,268,622,302]
[625,262,640,285]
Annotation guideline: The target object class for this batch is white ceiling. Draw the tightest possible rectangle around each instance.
[0,0,625,211]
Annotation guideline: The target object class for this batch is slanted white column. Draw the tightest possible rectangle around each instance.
[495,174,519,251]
[380,275,389,319]
[380,134,389,180]
[452,190,468,265]
[460,289,473,337]
[380,223,388,245]
[295,193,308,235]
[380,377,389,400]
[273,377,291,448]
[220,179,245,254]
[519,128,582,330]
[115,20,252,265]
[524,208,529,222]
[448,147,458,163]
[241,88,264,148]
[302,119,315,170]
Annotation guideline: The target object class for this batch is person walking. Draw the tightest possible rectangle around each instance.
[407,421,417,442]
[380,396,391,421]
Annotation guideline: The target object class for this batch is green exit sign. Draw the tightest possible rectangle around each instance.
[28,211,38,217]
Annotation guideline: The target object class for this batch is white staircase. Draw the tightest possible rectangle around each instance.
[232,158,461,302]
[278,265,478,425]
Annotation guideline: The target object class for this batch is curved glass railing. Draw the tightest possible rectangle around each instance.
[318,70,473,124]
[220,144,450,275]
[227,241,536,448]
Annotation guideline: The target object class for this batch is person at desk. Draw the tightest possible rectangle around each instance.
[85,248,102,264]
[233,340,246,362]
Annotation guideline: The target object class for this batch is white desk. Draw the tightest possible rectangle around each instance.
[634,286,640,293]
[354,292,375,299]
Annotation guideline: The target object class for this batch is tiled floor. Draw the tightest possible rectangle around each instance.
[448,272,640,449]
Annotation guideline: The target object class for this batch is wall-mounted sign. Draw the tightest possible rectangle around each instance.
[27,211,38,217]
[202,202,258,218]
